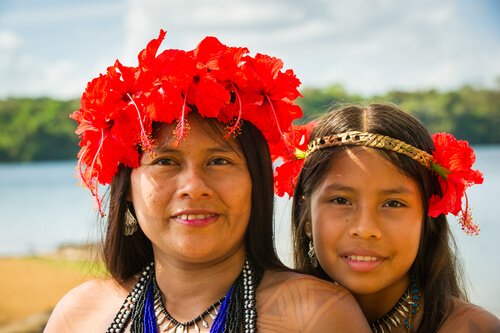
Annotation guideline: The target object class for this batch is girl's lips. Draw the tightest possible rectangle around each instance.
[340,250,386,273]
[341,255,384,272]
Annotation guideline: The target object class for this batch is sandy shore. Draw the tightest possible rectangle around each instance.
[0,247,104,333]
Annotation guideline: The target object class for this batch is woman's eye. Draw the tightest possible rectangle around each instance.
[330,197,351,205]
[155,158,176,166]
[384,200,404,208]
[209,157,230,166]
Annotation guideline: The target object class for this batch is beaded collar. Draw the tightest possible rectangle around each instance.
[106,258,262,333]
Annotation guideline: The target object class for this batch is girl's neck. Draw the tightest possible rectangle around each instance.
[152,248,246,322]
[354,275,410,324]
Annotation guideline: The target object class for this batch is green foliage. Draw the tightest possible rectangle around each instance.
[300,85,500,144]
[0,84,499,162]
[0,97,80,162]
[297,84,364,123]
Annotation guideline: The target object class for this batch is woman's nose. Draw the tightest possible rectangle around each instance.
[177,167,214,199]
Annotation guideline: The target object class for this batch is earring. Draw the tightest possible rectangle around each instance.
[124,206,138,236]
[307,233,318,268]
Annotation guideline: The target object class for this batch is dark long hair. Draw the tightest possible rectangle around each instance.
[102,116,287,281]
[291,103,467,333]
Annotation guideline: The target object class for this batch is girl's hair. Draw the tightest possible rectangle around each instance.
[103,115,287,281]
[291,103,467,332]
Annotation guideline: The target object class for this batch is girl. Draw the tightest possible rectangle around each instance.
[280,103,499,332]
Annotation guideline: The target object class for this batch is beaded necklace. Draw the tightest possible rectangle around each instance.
[106,258,261,333]
[370,276,421,333]
[154,280,226,332]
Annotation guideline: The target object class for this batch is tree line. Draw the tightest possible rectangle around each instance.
[1,84,499,162]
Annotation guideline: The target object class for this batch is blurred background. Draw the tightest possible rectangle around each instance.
[1,0,499,331]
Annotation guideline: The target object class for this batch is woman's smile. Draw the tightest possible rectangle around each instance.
[171,209,220,226]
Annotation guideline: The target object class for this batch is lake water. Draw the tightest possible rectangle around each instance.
[1,145,499,316]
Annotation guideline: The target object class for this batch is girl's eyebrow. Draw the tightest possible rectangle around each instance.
[380,186,417,195]
[323,183,355,192]
[322,183,416,195]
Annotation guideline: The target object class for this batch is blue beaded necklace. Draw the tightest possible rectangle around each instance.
[370,275,421,333]
[107,258,260,333]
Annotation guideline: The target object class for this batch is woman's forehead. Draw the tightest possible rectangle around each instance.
[152,116,241,153]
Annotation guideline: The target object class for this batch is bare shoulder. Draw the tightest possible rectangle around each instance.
[256,270,370,332]
[438,298,500,333]
[44,278,132,333]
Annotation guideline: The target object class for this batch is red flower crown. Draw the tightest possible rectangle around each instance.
[274,125,484,235]
[72,30,302,215]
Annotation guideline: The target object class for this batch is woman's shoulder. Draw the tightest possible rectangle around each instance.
[256,270,370,332]
[438,298,500,333]
[44,277,133,332]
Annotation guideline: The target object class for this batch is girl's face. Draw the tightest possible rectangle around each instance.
[309,147,423,297]
[129,116,252,265]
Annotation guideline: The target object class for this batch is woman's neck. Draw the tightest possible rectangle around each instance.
[353,275,410,324]
[152,248,246,322]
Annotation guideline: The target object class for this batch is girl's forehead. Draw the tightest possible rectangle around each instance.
[323,147,414,184]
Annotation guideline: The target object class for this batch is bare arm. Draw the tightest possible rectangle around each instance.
[257,271,370,332]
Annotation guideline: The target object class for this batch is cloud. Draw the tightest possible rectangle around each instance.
[0,0,498,98]
[0,29,83,98]
[0,1,125,98]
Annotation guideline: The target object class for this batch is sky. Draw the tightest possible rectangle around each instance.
[0,0,499,99]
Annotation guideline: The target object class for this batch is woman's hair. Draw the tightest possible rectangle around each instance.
[291,103,467,332]
[102,114,287,281]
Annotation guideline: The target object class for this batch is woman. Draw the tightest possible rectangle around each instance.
[44,31,369,332]
[281,103,500,332]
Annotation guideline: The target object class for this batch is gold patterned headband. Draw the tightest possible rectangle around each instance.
[306,131,434,170]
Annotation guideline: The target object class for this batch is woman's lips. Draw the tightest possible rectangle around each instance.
[172,213,219,226]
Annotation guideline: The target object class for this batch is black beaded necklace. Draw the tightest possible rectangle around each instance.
[106,258,262,333]
[153,277,226,332]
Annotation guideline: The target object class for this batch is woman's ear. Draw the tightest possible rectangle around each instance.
[304,220,312,238]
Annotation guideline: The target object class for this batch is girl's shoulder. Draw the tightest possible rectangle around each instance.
[256,270,370,332]
[44,277,134,333]
[438,298,500,333]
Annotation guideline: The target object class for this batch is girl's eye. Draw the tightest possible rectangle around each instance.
[209,157,230,166]
[384,200,405,208]
[330,197,351,205]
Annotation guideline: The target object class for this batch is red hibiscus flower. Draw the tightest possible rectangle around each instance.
[190,36,249,134]
[239,54,302,148]
[428,132,484,235]
[273,122,315,197]
[72,63,150,214]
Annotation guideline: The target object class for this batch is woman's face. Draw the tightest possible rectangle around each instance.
[129,116,252,264]
[309,147,423,297]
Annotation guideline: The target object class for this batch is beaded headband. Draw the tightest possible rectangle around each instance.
[72,29,302,215]
[274,126,484,235]
[306,131,434,169]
